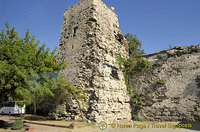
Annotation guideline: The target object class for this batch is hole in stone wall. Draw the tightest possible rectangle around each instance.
[117,38,122,43]
[72,45,74,49]
[73,26,78,37]
[111,68,119,79]
[88,18,97,22]
[87,18,97,29]
[115,33,124,44]
[197,75,200,87]
[102,63,119,79]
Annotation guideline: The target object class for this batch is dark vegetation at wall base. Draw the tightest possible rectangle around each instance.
[0,22,85,119]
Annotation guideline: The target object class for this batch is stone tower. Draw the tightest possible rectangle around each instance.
[57,0,132,122]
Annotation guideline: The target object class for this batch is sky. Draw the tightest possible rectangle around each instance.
[0,0,200,54]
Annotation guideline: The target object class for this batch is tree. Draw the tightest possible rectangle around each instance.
[30,74,86,118]
[0,22,76,114]
[125,33,145,57]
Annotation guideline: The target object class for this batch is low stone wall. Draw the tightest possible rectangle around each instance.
[131,45,200,121]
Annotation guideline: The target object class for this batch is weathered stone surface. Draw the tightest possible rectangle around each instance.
[57,0,131,123]
[131,44,200,121]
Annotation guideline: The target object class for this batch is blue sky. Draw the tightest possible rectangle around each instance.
[1,0,200,54]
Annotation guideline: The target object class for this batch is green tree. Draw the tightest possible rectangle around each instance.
[125,33,145,57]
[31,74,86,119]
[0,22,70,113]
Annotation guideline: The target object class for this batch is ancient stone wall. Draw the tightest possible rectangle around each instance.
[131,45,200,121]
[57,0,131,123]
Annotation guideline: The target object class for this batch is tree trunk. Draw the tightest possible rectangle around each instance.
[33,100,36,115]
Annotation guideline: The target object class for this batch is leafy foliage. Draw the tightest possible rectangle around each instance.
[117,56,135,93]
[11,120,23,130]
[133,115,146,122]
[134,58,152,73]
[31,74,85,115]
[117,33,151,94]
[156,54,163,59]
[0,22,86,115]
[0,22,67,104]
[131,93,143,111]
[125,33,145,57]
[117,56,152,93]
[117,33,151,115]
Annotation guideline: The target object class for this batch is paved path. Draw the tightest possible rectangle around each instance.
[24,123,71,132]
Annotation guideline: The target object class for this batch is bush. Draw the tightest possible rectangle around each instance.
[133,115,146,122]
[133,115,140,121]
[134,58,152,73]
[139,118,146,122]
[156,54,163,59]
[11,120,23,130]
[131,93,143,111]
[117,56,152,94]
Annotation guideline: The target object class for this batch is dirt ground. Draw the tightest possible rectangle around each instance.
[0,115,200,132]
[0,115,95,132]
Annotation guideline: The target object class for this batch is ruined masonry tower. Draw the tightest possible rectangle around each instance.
[58,0,132,122]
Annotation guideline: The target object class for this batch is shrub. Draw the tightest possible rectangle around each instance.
[134,57,152,73]
[133,115,140,121]
[117,56,152,94]
[156,78,167,84]
[11,120,23,130]
[156,54,163,59]
[131,93,143,111]
[139,118,146,122]
[133,115,146,122]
